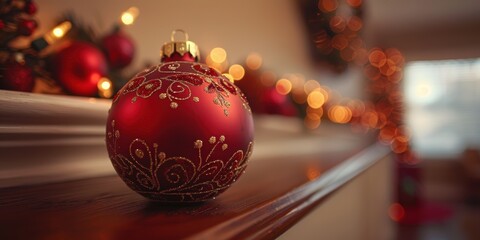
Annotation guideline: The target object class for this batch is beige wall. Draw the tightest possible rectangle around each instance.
[34,0,480,96]
[34,0,366,98]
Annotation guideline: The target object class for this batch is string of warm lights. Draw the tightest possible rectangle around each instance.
[31,21,71,51]
[203,46,409,156]
[223,50,415,226]
[120,7,139,26]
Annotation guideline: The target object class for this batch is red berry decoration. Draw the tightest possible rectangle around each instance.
[102,30,135,69]
[54,41,107,96]
[1,61,35,92]
[106,32,254,202]
[24,1,37,15]
[18,19,37,36]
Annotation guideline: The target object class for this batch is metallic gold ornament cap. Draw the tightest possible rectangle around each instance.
[161,29,200,61]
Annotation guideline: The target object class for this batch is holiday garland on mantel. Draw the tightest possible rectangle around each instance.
[0,1,138,97]
[0,1,413,162]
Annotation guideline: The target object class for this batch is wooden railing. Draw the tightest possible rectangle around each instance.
[0,90,391,239]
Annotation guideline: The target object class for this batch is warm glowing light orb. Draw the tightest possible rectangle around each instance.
[275,78,292,95]
[246,52,263,70]
[307,91,325,109]
[228,64,245,80]
[210,48,227,63]
[121,7,139,25]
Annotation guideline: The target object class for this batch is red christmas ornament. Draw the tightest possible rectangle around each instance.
[235,67,267,113]
[102,30,135,69]
[18,19,37,36]
[260,87,298,116]
[54,41,107,96]
[106,31,254,202]
[1,61,35,92]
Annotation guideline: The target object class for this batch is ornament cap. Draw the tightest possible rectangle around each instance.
[161,29,200,62]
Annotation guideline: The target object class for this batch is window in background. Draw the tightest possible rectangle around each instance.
[404,59,480,158]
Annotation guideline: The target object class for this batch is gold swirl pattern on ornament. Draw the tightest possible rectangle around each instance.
[107,120,253,202]
[116,62,252,116]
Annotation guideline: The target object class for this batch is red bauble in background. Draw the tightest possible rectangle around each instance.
[260,87,298,116]
[235,66,297,116]
[106,61,254,202]
[102,31,135,69]
[24,1,37,15]
[54,41,107,96]
[234,67,266,113]
[0,61,35,92]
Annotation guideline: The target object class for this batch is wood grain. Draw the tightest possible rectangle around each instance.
[0,143,389,240]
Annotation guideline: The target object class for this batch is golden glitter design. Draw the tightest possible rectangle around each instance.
[106,120,253,202]
[158,152,166,161]
[118,62,252,117]
[170,102,178,109]
[209,136,216,144]
[167,63,180,71]
[145,83,154,90]
[194,140,203,149]
[135,149,144,158]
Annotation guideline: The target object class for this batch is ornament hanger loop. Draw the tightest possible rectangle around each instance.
[171,29,188,42]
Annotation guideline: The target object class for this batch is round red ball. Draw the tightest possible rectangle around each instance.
[18,19,37,36]
[106,61,254,202]
[1,61,35,92]
[24,1,37,15]
[102,31,135,69]
[54,41,107,96]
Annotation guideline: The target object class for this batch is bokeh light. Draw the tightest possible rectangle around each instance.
[330,15,346,33]
[346,0,362,7]
[275,78,292,95]
[121,7,139,25]
[389,203,405,222]
[347,16,363,31]
[228,64,245,80]
[246,52,263,70]
[318,0,338,13]
[328,105,352,124]
[210,48,227,63]
[307,90,326,109]
[97,77,113,98]
[331,34,348,50]
[206,54,228,72]
[305,115,321,129]
[369,49,387,68]
[306,165,322,181]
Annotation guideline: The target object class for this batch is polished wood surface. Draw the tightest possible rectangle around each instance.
[0,143,389,240]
